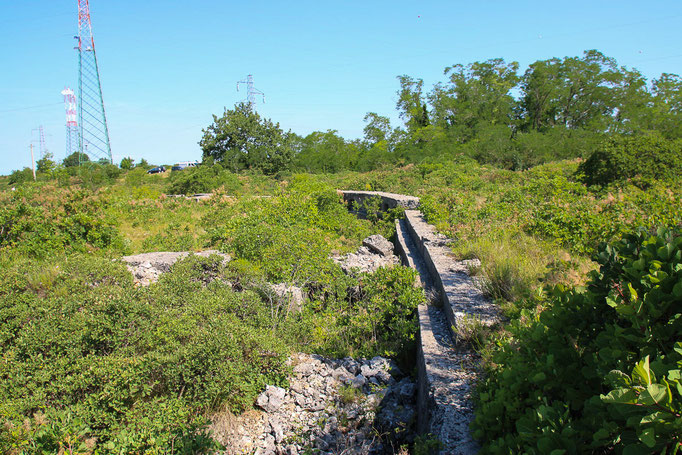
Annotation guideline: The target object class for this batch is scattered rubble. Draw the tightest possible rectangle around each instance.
[210,354,417,455]
[121,250,230,286]
[269,283,306,313]
[332,235,399,274]
[362,235,395,257]
[166,192,214,201]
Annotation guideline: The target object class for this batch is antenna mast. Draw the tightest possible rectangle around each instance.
[237,74,265,108]
[61,87,79,160]
[75,0,112,164]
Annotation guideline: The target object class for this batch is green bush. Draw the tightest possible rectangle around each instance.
[0,187,123,257]
[167,164,242,195]
[7,168,34,185]
[308,265,424,364]
[0,254,291,452]
[578,135,682,187]
[473,227,682,454]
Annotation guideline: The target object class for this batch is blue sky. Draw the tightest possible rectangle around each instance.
[1,0,682,174]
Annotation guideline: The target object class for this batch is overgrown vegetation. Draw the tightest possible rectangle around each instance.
[472,228,682,454]
[0,174,424,452]
[4,48,682,453]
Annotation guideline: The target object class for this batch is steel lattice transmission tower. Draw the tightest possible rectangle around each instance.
[37,126,48,159]
[61,88,79,159]
[237,74,265,108]
[74,0,112,164]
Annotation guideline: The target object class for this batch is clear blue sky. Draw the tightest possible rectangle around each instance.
[1,0,681,174]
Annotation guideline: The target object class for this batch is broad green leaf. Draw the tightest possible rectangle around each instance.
[623,442,654,455]
[593,427,610,441]
[640,383,668,406]
[627,282,639,301]
[532,372,546,383]
[673,281,682,298]
[537,437,553,453]
[632,356,652,386]
[606,296,619,308]
[638,428,656,448]
[606,369,632,387]
[601,388,638,404]
[640,411,664,424]
[616,304,636,317]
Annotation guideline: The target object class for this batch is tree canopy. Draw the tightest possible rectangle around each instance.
[63,152,90,168]
[200,102,294,174]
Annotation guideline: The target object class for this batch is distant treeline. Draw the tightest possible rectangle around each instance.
[8,49,682,183]
[200,50,682,174]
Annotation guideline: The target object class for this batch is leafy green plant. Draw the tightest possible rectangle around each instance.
[578,134,682,187]
[473,227,682,453]
[601,350,682,453]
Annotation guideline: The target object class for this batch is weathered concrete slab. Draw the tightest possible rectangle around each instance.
[403,210,499,331]
[395,218,481,454]
[339,190,420,211]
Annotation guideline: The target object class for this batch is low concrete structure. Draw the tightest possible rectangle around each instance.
[393,207,498,454]
[403,210,499,332]
[339,190,420,213]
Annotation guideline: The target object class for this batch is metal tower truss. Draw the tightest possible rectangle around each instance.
[75,0,112,164]
[38,125,47,159]
[237,74,265,108]
[61,87,79,159]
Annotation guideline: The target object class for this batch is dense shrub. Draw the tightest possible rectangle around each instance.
[167,164,242,195]
[203,175,373,287]
[578,135,682,187]
[473,227,682,454]
[307,265,424,364]
[7,167,34,185]
[0,187,123,257]
[0,254,291,452]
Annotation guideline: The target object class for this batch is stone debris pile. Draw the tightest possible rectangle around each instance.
[211,353,417,455]
[332,235,399,275]
[121,250,230,286]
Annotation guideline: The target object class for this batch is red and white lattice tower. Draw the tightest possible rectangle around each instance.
[61,87,79,160]
[75,0,112,164]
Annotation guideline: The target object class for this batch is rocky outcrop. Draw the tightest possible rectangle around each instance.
[210,354,416,455]
[362,235,395,257]
[268,283,306,313]
[121,250,231,286]
[332,235,399,275]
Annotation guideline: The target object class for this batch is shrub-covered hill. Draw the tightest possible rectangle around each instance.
[0,176,423,453]
[1,148,681,453]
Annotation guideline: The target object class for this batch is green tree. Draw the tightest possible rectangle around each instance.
[62,152,90,168]
[648,73,682,139]
[610,67,653,134]
[200,102,293,174]
[119,156,134,170]
[429,58,519,141]
[7,167,34,185]
[363,112,392,145]
[36,152,57,174]
[519,50,624,132]
[396,75,430,132]
[294,130,358,173]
